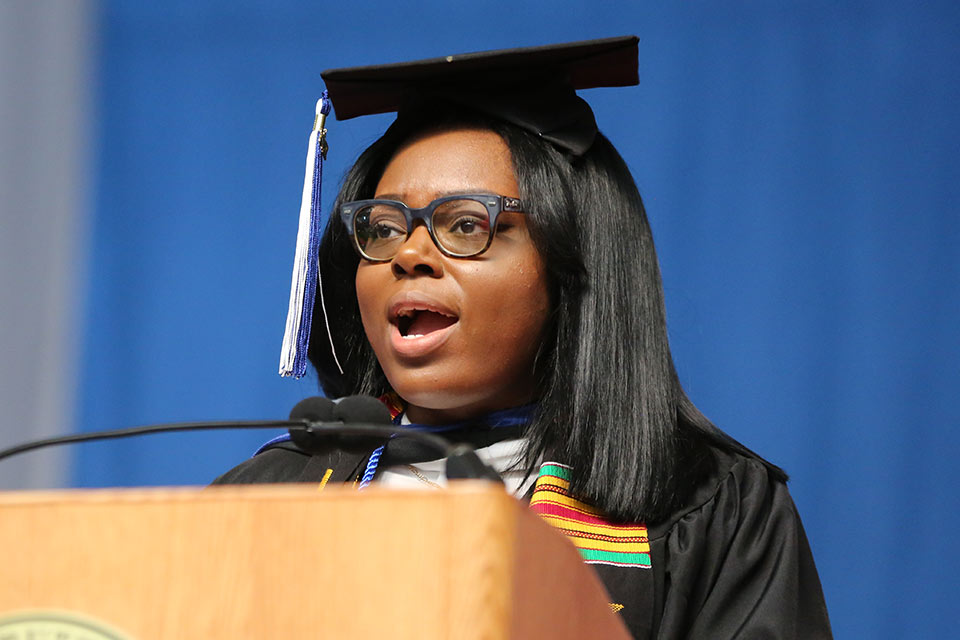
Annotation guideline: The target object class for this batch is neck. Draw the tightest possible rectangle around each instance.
[403,401,537,427]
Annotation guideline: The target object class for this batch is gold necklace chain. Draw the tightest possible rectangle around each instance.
[404,464,443,489]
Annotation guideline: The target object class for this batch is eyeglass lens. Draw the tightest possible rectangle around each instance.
[354,199,492,260]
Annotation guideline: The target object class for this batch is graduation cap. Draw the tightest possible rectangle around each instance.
[279,36,640,378]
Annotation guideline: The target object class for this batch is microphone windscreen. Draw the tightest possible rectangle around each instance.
[332,395,393,425]
[289,396,336,422]
[331,395,393,453]
[288,397,337,454]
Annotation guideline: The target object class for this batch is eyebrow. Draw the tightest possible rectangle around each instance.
[373,189,500,201]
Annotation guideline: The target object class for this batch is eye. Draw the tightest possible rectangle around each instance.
[372,220,405,238]
[434,201,490,236]
[360,205,406,241]
[446,214,489,236]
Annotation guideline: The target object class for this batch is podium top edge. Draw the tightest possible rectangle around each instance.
[0,481,511,506]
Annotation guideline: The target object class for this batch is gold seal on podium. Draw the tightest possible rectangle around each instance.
[0,610,132,639]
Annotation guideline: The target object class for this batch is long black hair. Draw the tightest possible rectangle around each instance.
[309,107,784,523]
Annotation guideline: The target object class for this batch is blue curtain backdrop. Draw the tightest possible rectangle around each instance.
[76,2,959,637]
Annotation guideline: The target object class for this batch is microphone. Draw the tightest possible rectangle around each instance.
[0,395,503,484]
[287,396,337,452]
[287,396,390,453]
[289,396,336,422]
[287,395,503,483]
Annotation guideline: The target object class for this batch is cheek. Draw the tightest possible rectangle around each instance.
[465,256,550,352]
[513,271,551,346]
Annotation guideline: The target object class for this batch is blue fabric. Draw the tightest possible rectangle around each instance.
[252,433,292,456]
[76,2,959,637]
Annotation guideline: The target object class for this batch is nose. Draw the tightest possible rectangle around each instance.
[391,223,444,278]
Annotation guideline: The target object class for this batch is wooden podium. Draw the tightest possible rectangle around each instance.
[0,483,630,639]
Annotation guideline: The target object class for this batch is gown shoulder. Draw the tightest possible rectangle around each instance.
[648,447,832,639]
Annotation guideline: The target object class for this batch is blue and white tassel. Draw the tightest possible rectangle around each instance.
[279,91,341,378]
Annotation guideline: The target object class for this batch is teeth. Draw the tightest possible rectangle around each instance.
[393,304,458,341]
[394,306,455,320]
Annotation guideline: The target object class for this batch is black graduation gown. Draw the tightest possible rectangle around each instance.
[213,444,832,639]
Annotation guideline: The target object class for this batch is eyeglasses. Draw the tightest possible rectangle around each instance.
[339,194,525,262]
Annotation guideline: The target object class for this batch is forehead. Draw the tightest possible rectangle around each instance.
[374,128,518,203]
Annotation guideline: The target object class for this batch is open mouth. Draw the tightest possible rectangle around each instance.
[395,308,458,338]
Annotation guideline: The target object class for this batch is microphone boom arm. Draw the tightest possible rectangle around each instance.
[0,420,302,463]
[0,419,504,485]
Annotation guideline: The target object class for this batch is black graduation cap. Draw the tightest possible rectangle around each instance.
[321,35,640,157]
[280,36,640,378]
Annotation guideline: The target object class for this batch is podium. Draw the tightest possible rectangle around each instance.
[0,483,630,639]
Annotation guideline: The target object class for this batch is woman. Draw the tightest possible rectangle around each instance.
[217,37,832,638]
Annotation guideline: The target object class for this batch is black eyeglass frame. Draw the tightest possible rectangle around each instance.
[339,194,525,262]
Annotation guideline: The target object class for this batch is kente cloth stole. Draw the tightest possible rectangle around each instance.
[380,392,405,420]
[529,462,651,568]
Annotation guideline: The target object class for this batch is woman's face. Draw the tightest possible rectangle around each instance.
[355,128,550,424]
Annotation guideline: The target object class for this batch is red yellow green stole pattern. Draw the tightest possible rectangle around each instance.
[379,392,405,421]
[529,462,651,569]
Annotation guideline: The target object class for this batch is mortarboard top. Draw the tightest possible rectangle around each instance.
[320,35,640,157]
